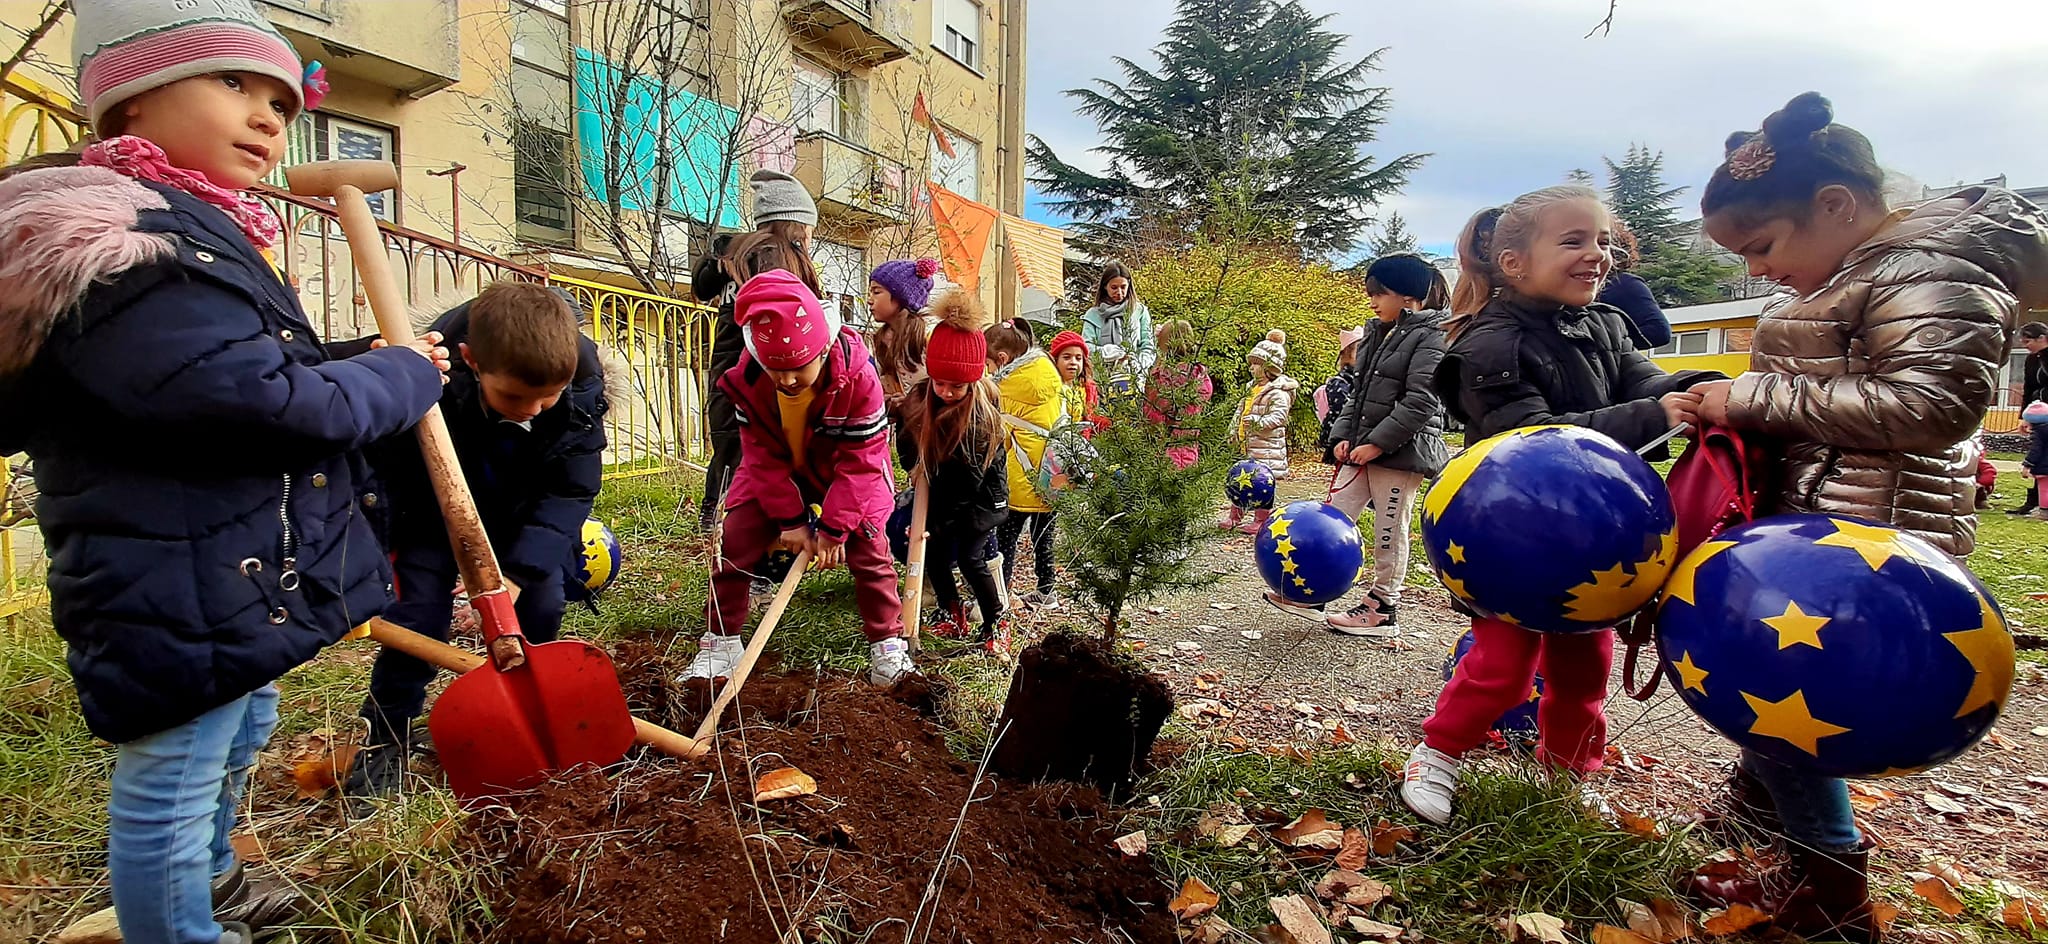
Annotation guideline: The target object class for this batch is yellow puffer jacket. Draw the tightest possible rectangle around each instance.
[1728,187,2048,556]
[996,349,1064,513]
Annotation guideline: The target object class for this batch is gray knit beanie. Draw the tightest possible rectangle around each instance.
[750,169,818,228]
[1249,329,1288,371]
[73,0,307,135]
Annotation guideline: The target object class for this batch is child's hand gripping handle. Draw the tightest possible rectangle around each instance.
[287,160,525,669]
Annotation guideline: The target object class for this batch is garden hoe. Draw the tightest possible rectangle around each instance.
[689,548,812,752]
[288,159,636,800]
[899,468,931,653]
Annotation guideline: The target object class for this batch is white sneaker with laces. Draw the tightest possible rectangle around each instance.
[1400,743,1461,825]
[869,637,918,686]
[679,633,745,682]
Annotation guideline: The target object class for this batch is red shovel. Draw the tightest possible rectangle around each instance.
[288,160,636,799]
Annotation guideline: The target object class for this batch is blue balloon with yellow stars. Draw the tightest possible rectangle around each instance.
[1443,630,1542,738]
[1420,425,1678,634]
[1256,500,1362,607]
[1655,514,2015,779]
[565,517,623,601]
[1226,460,1277,510]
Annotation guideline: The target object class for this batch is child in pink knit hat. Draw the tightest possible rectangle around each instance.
[688,270,912,686]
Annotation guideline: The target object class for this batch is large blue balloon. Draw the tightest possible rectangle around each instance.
[566,517,623,601]
[1256,500,1362,607]
[1442,629,1542,739]
[1420,425,1677,634]
[1226,460,1277,510]
[1655,514,2014,778]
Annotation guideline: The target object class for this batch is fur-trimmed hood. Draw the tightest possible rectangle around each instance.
[0,166,178,378]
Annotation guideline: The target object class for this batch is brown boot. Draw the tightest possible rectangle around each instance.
[1698,765,1782,842]
[1692,842,1877,944]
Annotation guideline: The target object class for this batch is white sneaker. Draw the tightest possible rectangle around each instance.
[1399,743,1461,825]
[869,637,918,686]
[1578,782,1615,819]
[679,633,745,682]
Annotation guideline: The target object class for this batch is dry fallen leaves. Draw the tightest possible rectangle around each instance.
[1275,809,1346,850]
[1847,782,1897,813]
[2004,897,2048,930]
[1270,894,1333,944]
[1313,869,1392,909]
[1335,828,1371,870]
[1701,905,1770,937]
[1615,898,1691,943]
[1347,916,1404,941]
[1912,875,1967,918]
[288,738,360,800]
[1922,792,1968,815]
[1329,722,1357,746]
[1190,916,1237,944]
[1113,830,1148,857]
[1616,810,1664,840]
[1593,924,1655,944]
[228,832,265,865]
[1510,912,1570,944]
[752,767,818,803]
[1170,877,1221,921]
[1370,819,1418,856]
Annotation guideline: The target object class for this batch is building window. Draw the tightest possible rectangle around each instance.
[1651,329,1717,357]
[2003,349,2029,407]
[793,59,842,139]
[935,0,981,71]
[813,237,868,323]
[929,129,979,201]
[512,0,574,244]
[280,113,396,220]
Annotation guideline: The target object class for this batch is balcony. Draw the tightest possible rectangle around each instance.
[781,0,915,67]
[792,132,911,228]
[260,0,462,98]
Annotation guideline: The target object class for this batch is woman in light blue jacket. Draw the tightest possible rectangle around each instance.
[1079,262,1154,395]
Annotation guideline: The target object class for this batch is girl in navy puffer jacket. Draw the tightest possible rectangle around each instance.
[0,5,445,940]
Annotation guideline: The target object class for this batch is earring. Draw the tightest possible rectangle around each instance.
[1847,216,1856,224]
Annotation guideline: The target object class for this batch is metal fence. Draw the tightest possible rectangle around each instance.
[555,276,717,476]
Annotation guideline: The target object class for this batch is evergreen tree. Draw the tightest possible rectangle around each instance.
[1027,0,1425,259]
[1604,144,1687,251]
[1367,211,1418,258]
[1566,168,1596,186]
[1635,242,1740,307]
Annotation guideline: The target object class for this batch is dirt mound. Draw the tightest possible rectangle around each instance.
[465,646,1176,944]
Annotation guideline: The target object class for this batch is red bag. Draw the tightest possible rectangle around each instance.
[1621,423,1774,699]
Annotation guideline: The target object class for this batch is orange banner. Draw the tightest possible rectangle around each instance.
[927,183,997,293]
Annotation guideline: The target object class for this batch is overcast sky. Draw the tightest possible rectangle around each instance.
[1022,0,2048,260]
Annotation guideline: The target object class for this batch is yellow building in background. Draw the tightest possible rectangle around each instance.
[1645,294,1779,380]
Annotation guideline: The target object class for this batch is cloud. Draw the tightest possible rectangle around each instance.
[1027,0,2048,249]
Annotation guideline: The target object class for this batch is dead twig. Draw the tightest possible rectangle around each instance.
[1584,0,1619,38]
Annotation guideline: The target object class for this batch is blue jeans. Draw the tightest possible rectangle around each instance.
[109,685,279,944]
[1741,749,1862,853]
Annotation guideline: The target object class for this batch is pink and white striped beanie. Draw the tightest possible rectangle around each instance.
[73,0,306,135]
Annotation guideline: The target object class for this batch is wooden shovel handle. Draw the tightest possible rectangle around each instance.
[362,617,704,759]
[689,549,811,748]
[328,186,511,619]
[900,471,931,653]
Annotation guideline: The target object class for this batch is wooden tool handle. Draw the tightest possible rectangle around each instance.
[363,618,705,759]
[328,186,511,614]
[900,471,931,652]
[689,549,811,748]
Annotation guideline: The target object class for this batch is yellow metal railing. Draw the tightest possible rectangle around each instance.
[1,76,80,164]
[551,276,716,478]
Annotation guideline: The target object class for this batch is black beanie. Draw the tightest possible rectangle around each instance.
[1365,254,1438,303]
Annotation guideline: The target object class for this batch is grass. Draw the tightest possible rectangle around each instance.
[4,465,2045,942]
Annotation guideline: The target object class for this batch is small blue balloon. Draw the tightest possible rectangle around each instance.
[1255,501,1361,607]
[1420,425,1677,634]
[565,517,623,601]
[1225,460,1277,510]
[1655,513,2014,779]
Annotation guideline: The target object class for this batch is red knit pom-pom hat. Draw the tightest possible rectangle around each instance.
[736,270,840,370]
[924,287,991,384]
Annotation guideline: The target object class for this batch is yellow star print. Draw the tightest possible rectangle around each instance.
[1280,557,1299,575]
[1761,601,1830,651]
[1672,651,1709,695]
[1420,427,1533,523]
[1563,563,1643,622]
[1743,690,1851,756]
[1235,469,1254,489]
[1944,594,2016,718]
[1447,542,1467,565]
[1273,537,1297,557]
[1661,540,1737,608]
[1812,518,1913,572]
[1267,515,1293,539]
[1292,575,1308,589]
[1441,574,1470,602]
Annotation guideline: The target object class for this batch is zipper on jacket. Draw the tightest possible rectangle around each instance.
[277,474,301,592]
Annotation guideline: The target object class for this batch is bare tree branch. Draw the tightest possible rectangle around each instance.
[0,0,70,89]
[1585,0,1619,38]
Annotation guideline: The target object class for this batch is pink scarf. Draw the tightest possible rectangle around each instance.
[82,136,282,250]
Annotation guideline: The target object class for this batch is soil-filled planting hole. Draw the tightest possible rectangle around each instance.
[989,632,1175,802]
[461,643,1175,944]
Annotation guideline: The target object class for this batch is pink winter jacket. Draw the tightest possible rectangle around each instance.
[717,327,895,540]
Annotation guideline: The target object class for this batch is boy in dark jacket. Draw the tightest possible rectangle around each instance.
[345,282,609,800]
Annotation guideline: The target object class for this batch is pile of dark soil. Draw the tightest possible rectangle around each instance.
[463,643,1176,943]
[991,632,1174,801]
